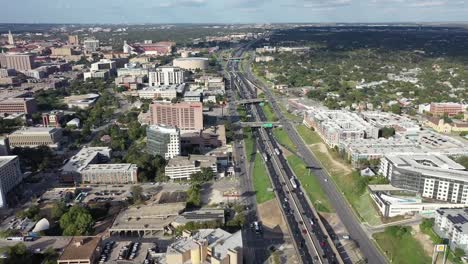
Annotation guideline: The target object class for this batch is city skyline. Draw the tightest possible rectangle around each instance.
[2,0,468,24]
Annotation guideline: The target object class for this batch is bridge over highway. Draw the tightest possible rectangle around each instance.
[234,98,267,105]
[239,122,281,128]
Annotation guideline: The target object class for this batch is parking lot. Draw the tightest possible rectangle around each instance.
[107,241,155,263]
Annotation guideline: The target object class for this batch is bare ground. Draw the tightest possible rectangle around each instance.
[258,199,288,236]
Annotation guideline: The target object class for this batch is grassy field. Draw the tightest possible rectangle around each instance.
[252,153,275,204]
[273,128,297,152]
[374,227,431,264]
[243,128,254,157]
[262,103,278,122]
[279,104,303,123]
[296,125,322,145]
[287,155,333,213]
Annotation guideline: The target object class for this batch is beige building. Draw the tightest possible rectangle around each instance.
[165,155,217,180]
[81,163,138,184]
[166,229,242,264]
[57,236,101,264]
[425,117,468,134]
[7,127,63,149]
[51,47,74,56]
[173,57,209,71]
[0,156,23,208]
[4,53,36,71]
[68,35,80,45]
[0,97,37,115]
[150,102,203,132]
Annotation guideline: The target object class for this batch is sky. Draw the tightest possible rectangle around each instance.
[2,0,468,24]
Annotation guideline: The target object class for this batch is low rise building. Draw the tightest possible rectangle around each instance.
[165,155,217,180]
[83,70,110,81]
[181,125,226,154]
[57,236,102,264]
[425,117,468,134]
[61,147,137,184]
[42,110,64,128]
[137,84,185,100]
[173,57,209,71]
[434,208,468,252]
[183,91,202,102]
[7,127,63,149]
[0,97,37,115]
[166,228,242,264]
[0,156,23,208]
[430,103,464,117]
[63,93,99,109]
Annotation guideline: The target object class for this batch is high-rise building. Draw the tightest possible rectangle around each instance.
[146,125,180,159]
[68,35,79,45]
[0,156,23,208]
[148,66,185,86]
[83,39,100,53]
[4,53,35,71]
[150,102,203,132]
[7,31,14,45]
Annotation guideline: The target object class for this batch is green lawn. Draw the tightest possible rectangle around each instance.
[252,153,275,204]
[273,128,297,152]
[279,104,303,123]
[374,227,431,264]
[287,155,333,213]
[296,125,322,145]
[262,103,278,122]
[243,128,254,157]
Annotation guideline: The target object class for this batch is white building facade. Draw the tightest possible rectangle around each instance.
[148,66,185,86]
[0,156,23,208]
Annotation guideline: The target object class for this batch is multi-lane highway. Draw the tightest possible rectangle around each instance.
[241,45,387,264]
[227,45,346,263]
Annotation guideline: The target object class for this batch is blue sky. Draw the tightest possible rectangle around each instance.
[2,0,468,24]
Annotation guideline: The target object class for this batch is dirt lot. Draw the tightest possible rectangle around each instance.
[412,224,447,264]
[258,199,288,236]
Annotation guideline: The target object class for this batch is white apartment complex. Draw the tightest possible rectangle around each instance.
[148,66,185,86]
[0,156,23,208]
[165,155,217,180]
[380,154,468,204]
[303,108,377,147]
[434,208,468,252]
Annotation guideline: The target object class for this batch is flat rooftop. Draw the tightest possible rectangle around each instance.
[58,236,101,262]
[62,147,111,173]
[0,156,18,168]
[9,127,61,135]
[166,155,217,168]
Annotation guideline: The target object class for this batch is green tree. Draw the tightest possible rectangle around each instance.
[190,168,215,184]
[130,185,144,204]
[390,104,402,115]
[1,243,33,264]
[51,201,68,220]
[59,205,94,236]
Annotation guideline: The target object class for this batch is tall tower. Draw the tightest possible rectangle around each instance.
[7,30,14,45]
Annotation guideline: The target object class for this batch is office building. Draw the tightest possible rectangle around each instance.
[183,91,202,102]
[4,53,35,71]
[165,155,217,180]
[83,70,110,80]
[68,35,79,45]
[148,66,185,86]
[146,125,181,159]
[7,127,63,149]
[7,30,14,45]
[61,147,137,184]
[430,103,464,117]
[181,125,226,154]
[117,63,149,77]
[57,236,102,264]
[380,154,468,204]
[90,59,116,74]
[137,84,185,100]
[51,47,74,56]
[434,208,468,252]
[81,163,138,184]
[173,57,209,71]
[166,229,242,264]
[83,39,99,53]
[0,156,23,208]
[150,102,203,132]
[303,108,377,147]
[0,97,37,115]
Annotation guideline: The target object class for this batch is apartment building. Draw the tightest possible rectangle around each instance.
[148,66,185,86]
[165,155,217,180]
[166,229,242,264]
[0,97,37,115]
[0,156,23,208]
[430,103,464,117]
[7,127,63,149]
[146,125,181,159]
[434,208,468,252]
[303,108,377,147]
[380,154,468,204]
[150,102,203,132]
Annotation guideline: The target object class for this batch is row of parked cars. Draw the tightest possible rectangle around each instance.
[118,242,140,260]
[99,240,115,264]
